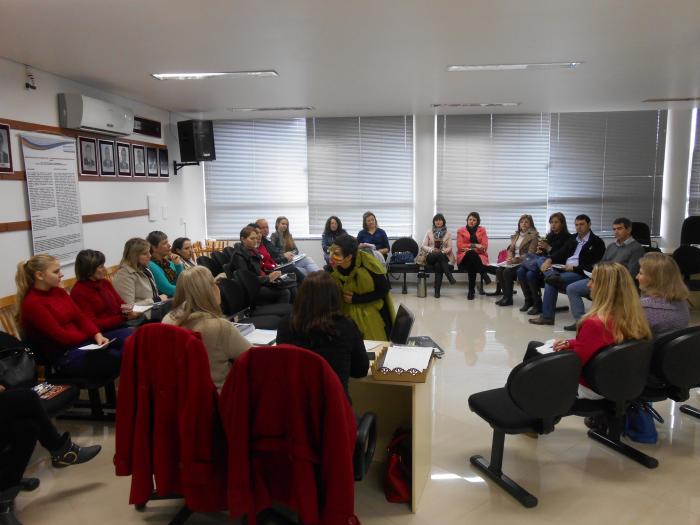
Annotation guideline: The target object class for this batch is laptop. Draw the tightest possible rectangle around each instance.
[390,304,415,345]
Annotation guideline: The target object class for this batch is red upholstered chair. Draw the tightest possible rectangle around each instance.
[220,345,359,525]
[114,324,227,523]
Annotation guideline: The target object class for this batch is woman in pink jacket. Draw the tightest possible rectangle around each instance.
[421,213,456,298]
[456,212,490,300]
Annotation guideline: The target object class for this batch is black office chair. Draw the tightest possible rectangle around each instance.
[640,326,700,420]
[680,216,700,246]
[233,269,293,318]
[390,237,419,259]
[388,237,426,294]
[197,255,221,278]
[468,351,581,508]
[223,245,236,261]
[631,222,660,252]
[570,340,657,469]
[211,250,230,271]
[217,278,282,330]
[672,245,700,291]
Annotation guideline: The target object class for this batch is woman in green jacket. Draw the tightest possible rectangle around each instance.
[328,234,395,341]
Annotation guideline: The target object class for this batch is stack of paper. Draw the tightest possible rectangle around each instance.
[381,345,432,372]
[364,340,385,352]
[247,329,277,346]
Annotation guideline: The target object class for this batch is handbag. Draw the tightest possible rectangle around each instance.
[0,332,36,389]
[623,402,662,444]
[390,251,415,265]
[383,428,412,503]
[414,247,429,266]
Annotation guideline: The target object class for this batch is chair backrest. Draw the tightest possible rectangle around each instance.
[218,278,250,317]
[631,222,652,246]
[223,246,235,260]
[508,351,581,420]
[390,237,419,256]
[672,245,700,279]
[211,250,230,269]
[681,216,700,246]
[651,326,700,391]
[0,294,19,338]
[197,255,222,277]
[582,340,653,402]
[389,304,415,344]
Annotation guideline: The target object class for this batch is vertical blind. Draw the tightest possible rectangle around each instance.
[306,116,414,235]
[688,110,700,215]
[437,110,666,236]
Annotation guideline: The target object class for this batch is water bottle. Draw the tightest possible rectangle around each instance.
[417,270,427,298]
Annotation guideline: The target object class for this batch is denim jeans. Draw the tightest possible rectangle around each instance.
[566,278,592,320]
[542,271,586,319]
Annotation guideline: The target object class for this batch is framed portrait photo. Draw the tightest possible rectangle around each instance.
[158,148,169,177]
[98,139,116,176]
[116,142,132,177]
[146,147,159,177]
[0,123,13,173]
[132,145,146,176]
[78,137,98,175]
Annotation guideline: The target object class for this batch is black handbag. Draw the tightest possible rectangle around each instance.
[0,332,37,389]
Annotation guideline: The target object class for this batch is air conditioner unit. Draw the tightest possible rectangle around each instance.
[58,93,134,136]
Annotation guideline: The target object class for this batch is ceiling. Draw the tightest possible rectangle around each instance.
[1,0,699,120]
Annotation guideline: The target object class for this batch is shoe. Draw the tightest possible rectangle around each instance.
[495,297,504,306]
[527,306,541,316]
[497,298,513,307]
[19,478,39,492]
[584,416,607,433]
[434,289,441,298]
[529,316,554,326]
[467,291,475,300]
[447,274,457,285]
[519,301,533,312]
[0,486,21,525]
[482,273,492,285]
[50,433,101,468]
[563,323,577,332]
[544,274,563,288]
[524,432,539,439]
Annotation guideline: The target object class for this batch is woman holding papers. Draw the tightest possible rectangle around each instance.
[71,249,141,331]
[162,266,250,390]
[271,216,320,275]
[15,255,122,380]
[328,234,395,341]
[356,211,390,259]
[494,214,539,307]
[523,262,652,400]
[276,271,368,396]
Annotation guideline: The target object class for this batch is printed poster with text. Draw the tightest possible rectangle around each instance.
[21,133,83,264]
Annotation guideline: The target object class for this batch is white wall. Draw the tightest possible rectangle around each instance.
[0,58,204,295]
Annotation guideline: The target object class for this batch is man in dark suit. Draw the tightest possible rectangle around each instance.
[530,214,606,326]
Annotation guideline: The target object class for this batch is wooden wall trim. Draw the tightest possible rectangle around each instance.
[78,175,168,183]
[0,209,149,233]
[0,118,165,149]
[0,172,25,181]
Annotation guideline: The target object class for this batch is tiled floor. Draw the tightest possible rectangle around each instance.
[14,283,700,524]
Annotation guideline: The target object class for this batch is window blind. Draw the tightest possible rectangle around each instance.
[306,116,414,236]
[204,118,309,238]
[688,110,700,215]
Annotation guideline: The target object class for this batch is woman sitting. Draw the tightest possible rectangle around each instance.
[524,262,652,399]
[271,216,320,275]
[421,213,456,298]
[230,226,290,305]
[321,216,347,264]
[113,238,167,306]
[456,212,490,300]
[146,231,184,298]
[356,211,390,259]
[637,252,690,336]
[495,214,538,307]
[517,211,571,315]
[163,267,251,391]
[0,386,101,525]
[328,234,395,341]
[172,237,198,268]
[276,271,369,396]
[16,255,122,380]
[70,249,141,332]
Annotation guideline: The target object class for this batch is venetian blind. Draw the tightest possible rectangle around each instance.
[687,110,700,215]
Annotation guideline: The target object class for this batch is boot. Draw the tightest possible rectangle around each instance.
[0,486,22,525]
[481,272,492,285]
[527,280,542,315]
[518,278,533,312]
[434,273,443,298]
[497,274,513,306]
[50,433,102,469]
[442,261,457,285]
[467,274,476,300]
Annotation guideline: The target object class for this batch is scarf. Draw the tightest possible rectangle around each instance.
[154,258,177,284]
[467,225,479,244]
[142,267,161,302]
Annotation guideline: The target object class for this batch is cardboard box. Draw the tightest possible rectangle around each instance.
[371,344,432,383]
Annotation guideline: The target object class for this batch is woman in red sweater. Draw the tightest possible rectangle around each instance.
[71,249,142,331]
[524,262,652,399]
[16,254,122,380]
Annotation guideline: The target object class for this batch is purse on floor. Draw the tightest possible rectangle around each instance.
[0,332,36,389]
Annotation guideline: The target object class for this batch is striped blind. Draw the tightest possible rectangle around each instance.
[687,110,700,215]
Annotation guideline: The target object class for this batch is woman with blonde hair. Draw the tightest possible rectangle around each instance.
[15,255,122,380]
[162,266,251,390]
[113,237,167,306]
[495,214,538,307]
[270,216,319,275]
[524,262,652,399]
[637,252,689,336]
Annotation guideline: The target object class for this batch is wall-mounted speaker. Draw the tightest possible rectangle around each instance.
[177,120,216,162]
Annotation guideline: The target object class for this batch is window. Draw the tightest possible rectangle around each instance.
[204,116,414,238]
[688,110,700,215]
[436,110,666,236]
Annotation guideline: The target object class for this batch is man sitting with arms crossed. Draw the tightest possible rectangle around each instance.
[530,214,606,326]
[562,217,644,331]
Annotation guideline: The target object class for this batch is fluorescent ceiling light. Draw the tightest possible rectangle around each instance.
[228,106,315,112]
[447,62,582,72]
[642,97,700,103]
[431,102,520,108]
[152,70,278,80]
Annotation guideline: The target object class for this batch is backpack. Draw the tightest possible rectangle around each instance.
[623,402,662,444]
[384,428,412,503]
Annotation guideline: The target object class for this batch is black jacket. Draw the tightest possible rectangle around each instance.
[260,236,286,264]
[230,243,269,284]
[550,231,606,275]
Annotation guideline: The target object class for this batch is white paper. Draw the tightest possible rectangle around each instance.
[78,338,115,351]
[246,329,277,345]
[583,270,592,278]
[496,261,520,268]
[551,264,566,270]
[132,304,153,313]
[364,340,385,352]
[292,253,306,262]
[381,345,432,371]
[536,339,557,354]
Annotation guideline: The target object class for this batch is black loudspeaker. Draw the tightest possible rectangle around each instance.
[177,120,216,162]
